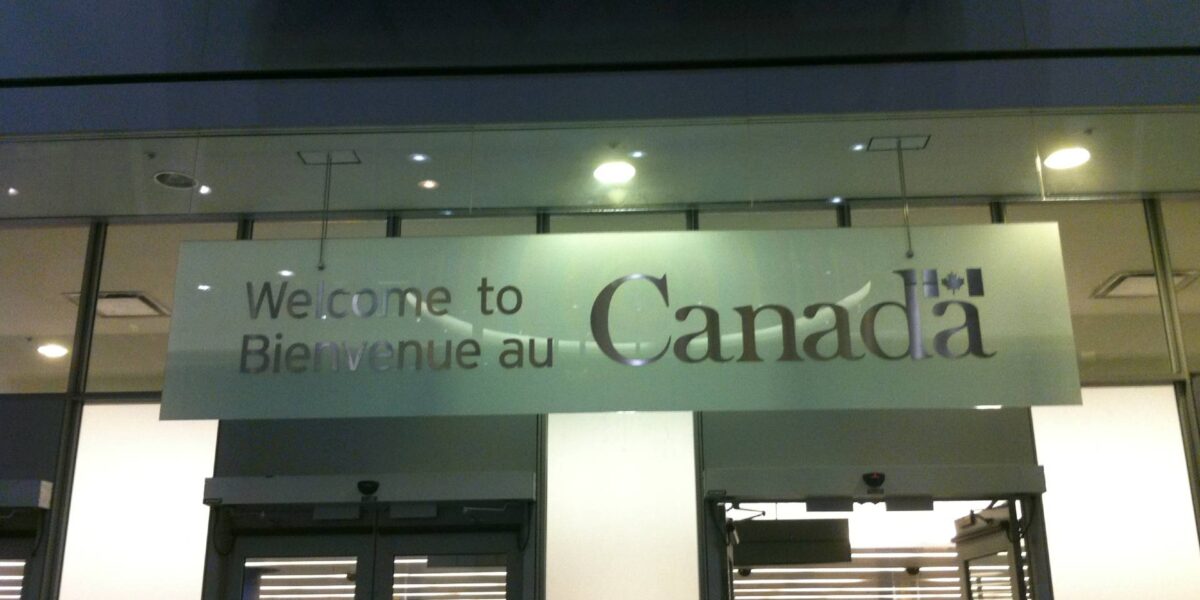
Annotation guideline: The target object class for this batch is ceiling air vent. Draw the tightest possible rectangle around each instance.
[64,291,171,317]
[866,135,930,151]
[1092,270,1200,299]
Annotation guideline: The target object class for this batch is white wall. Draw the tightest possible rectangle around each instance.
[59,404,217,600]
[1033,386,1200,600]
[547,412,699,600]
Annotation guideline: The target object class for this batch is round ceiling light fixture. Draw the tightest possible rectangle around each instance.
[197,185,212,195]
[37,343,69,359]
[1042,147,1091,170]
[154,171,198,189]
[418,179,439,190]
[593,161,636,185]
[410,153,429,162]
[6,187,17,197]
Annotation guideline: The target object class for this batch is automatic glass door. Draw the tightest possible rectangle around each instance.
[210,502,529,600]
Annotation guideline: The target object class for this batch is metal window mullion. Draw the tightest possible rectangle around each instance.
[1143,197,1200,552]
[38,221,106,600]
[533,212,548,600]
[990,201,1007,224]
[1178,379,1200,554]
[1022,494,1054,600]
[1143,197,1188,376]
[235,216,253,240]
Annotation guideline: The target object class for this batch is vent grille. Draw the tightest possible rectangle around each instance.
[65,291,171,317]
[1092,270,1199,299]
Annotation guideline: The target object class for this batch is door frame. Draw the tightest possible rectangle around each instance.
[203,500,535,600]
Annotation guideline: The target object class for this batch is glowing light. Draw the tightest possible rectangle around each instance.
[1043,147,1091,170]
[593,161,636,184]
[37,344,69,358]
[419,179,439,189]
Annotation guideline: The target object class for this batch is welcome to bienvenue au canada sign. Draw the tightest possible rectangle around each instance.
[161,225,1080,419]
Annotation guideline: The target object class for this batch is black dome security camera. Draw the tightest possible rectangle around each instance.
[862,472,886,489]
[357,480,380,496]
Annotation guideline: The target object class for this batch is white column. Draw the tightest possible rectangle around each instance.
[547,412,699,600]
[1033,386,1200,600]
[59,404,217,600]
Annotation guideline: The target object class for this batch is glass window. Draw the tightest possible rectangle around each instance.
[1007,201,1170,382]
[59,403,218,600]
[87,222,236,391]
[549,212,686,233]
[1160,197,1200,362]
[401,216,536,237]
[0,225,89,393]
[394,555,509,599]
[252,219,386,239]
[851,203,993,227]
[242,557,359,599]
[0,560,26,599]
[698,209,837,230]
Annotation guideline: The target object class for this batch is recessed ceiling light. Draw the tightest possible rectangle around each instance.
[6,187,17,196]
[410,153,429,162]
[37,344,69,359]
[593,161,636,184]
[440,210,453,216]
[851,143,866,152]
[197,185,212,195]
[197,284,211,291]
[975,405,1003,410]
[153,171,197,189]
[630,151,645,158]
[419,179,439,189]
[279,270,294,277]
[830,196,844,204]
[1042,147,1091,170]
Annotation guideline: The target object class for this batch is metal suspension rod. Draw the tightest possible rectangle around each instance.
[897,146,914,259]
[318,153,332,270]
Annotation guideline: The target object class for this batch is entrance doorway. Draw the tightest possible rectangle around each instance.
[722,499,1044,600]
[205,502,531,600]
[0,507,39,600]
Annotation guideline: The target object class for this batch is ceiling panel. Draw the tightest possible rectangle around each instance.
[2,107,1196,220]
